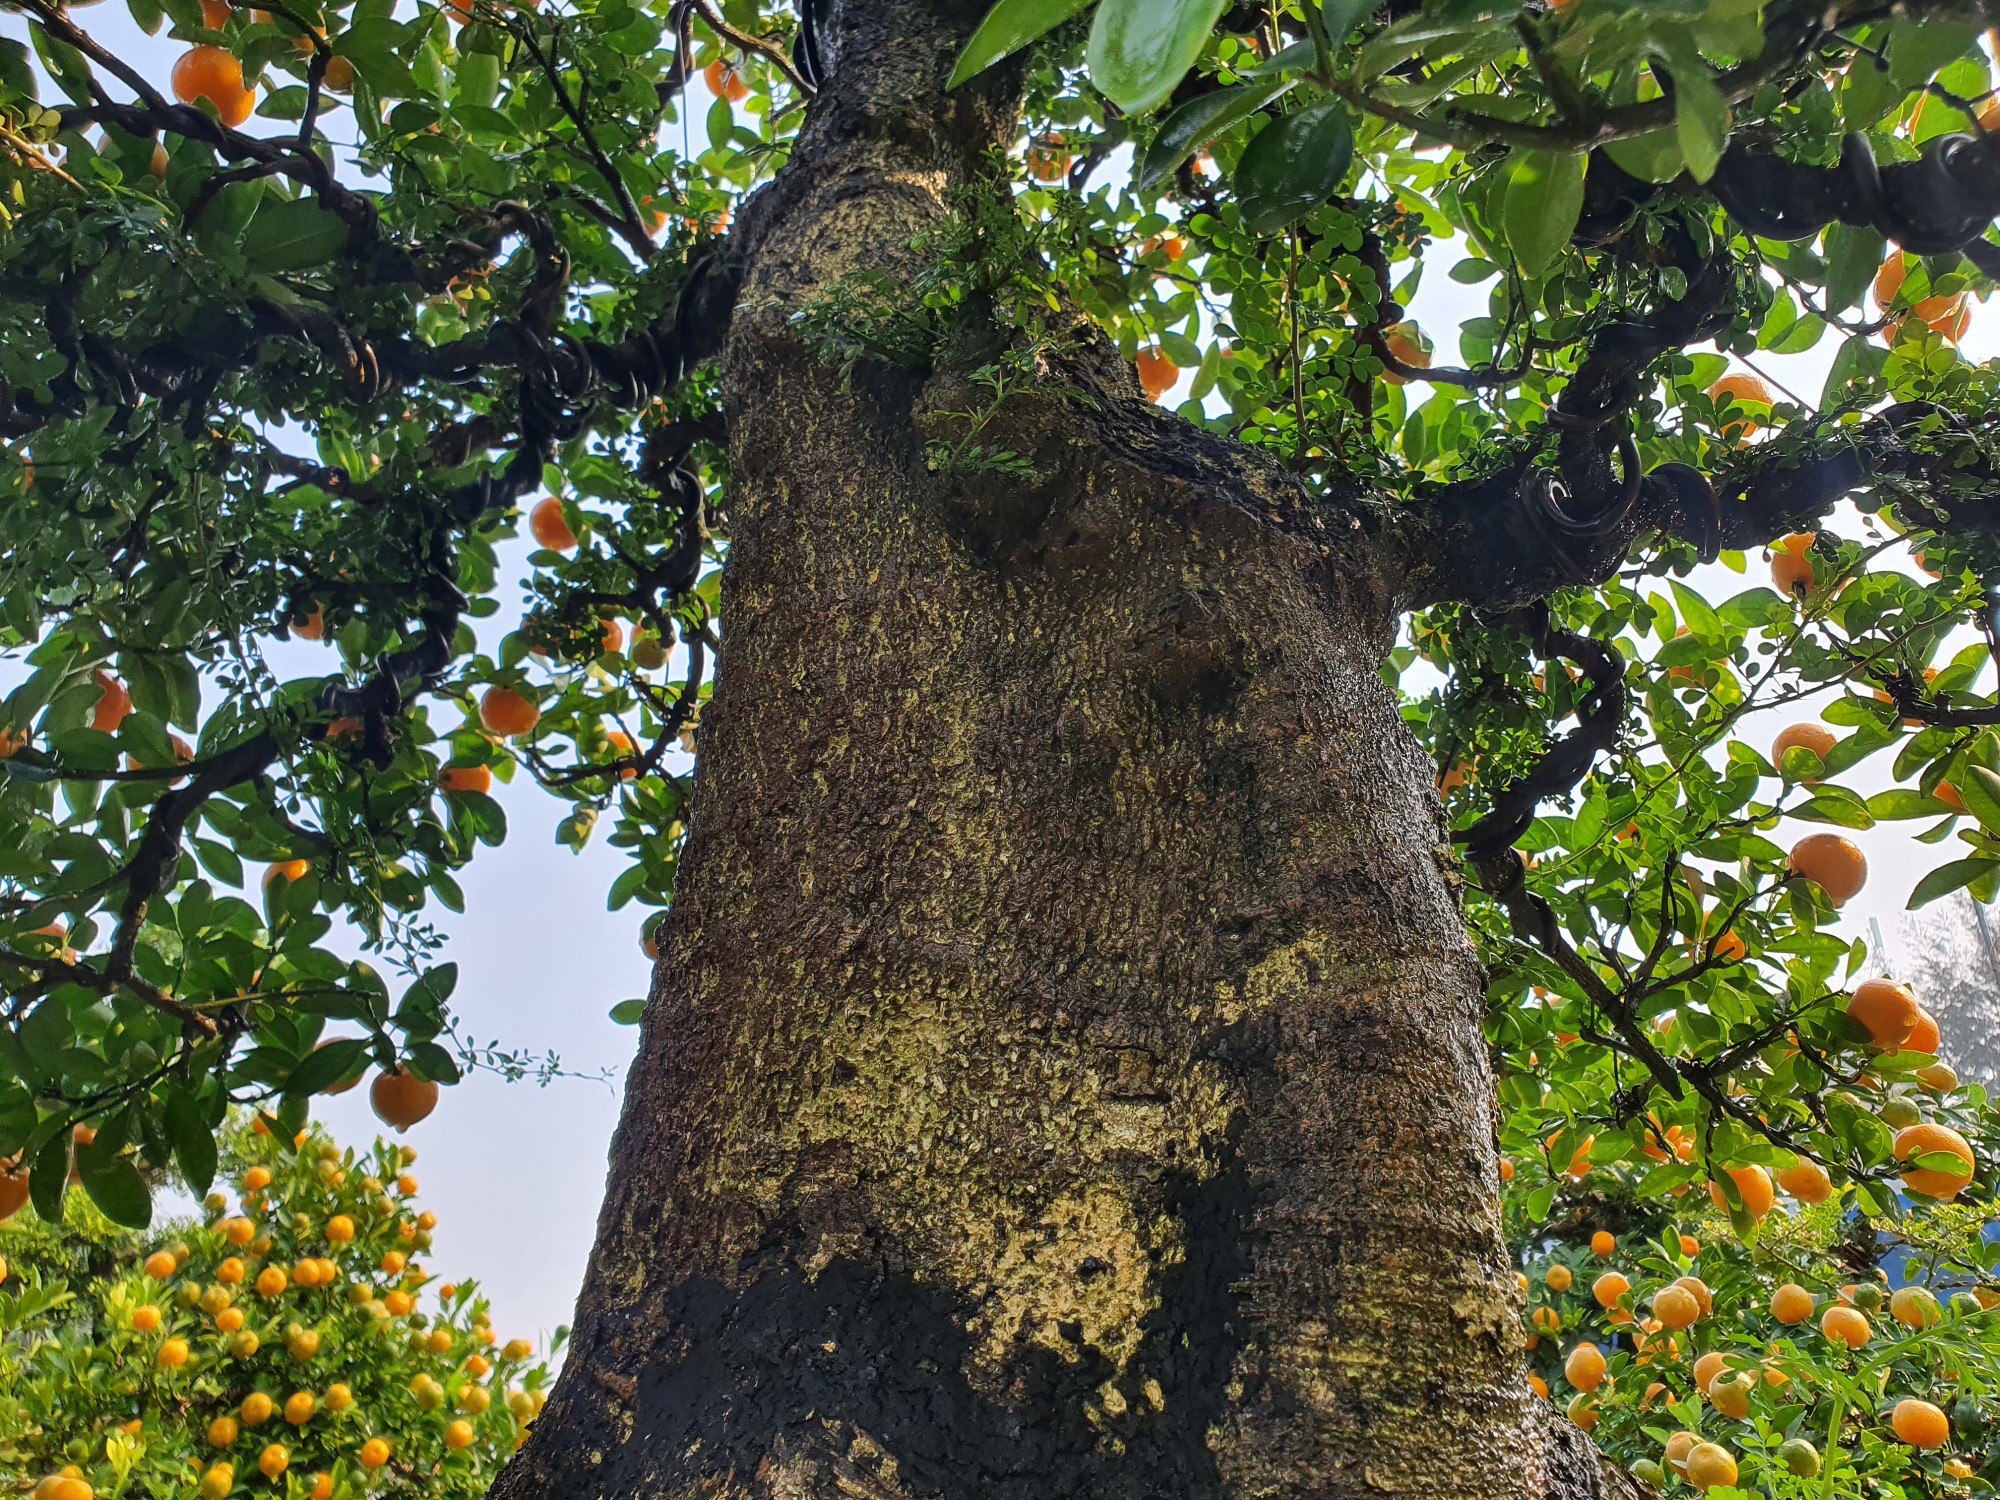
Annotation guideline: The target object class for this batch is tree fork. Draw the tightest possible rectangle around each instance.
[486,4,1644,1496]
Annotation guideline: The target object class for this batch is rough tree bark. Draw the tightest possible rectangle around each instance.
[491,3,1640,1495]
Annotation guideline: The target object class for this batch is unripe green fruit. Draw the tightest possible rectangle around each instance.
[1777,1438,1820,1477]
[1880,1098,1922,1129]
[1850,1282,1885,1312]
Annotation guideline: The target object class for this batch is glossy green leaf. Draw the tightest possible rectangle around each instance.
[1602,127,1684,184]
[1669,63,1730,182]
[1231,101,1355,235]
[1136,76,1296,189]
[244,197,351,273]
[950,0,1094,89]
[1908,856,2000,908]
[1086,0,1228,116]
[1502,150,1585,278]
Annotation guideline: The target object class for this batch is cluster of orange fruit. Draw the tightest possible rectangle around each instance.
[21,1132,546,1499]
[1520,1227,1988,1491]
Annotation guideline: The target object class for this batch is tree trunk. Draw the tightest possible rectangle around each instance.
[492,4,1633,1496]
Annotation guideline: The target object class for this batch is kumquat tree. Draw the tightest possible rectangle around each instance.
[2,1123,553,1499]
[8,0,2000,1490]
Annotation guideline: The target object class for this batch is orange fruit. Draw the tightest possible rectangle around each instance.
[1789,833,1867,905]
[359,1438,390,1469]
[1025,132,1072,183]
[208,1416,238,1447]
[370,1068,439,1130]
[1135,346,1178,402]
[1890,1286,1942,1328]
[1692,1351,1732,1393]
[1381,323,1431,385]
[1771,722,1836,778]
[1874,253,1908,311]
[257,1266,287,1296]
[1664,1431,1699,1473]
[258,1443,288,1480]
[91,670,132,734]
[327,1214,355,1242]
[1544,1263,1572,1292]
[242,1392,275,1426]
[1527,1372,1548,1397]
[158,1336,190,1367]
[170,46,255,126]
[445,1418,476,1450]
[703,59,749,101]
[290,605,324,640]
[1912,293,1971,341]
[1139,235,1185,262]
[478,686,540,739]
[1563,1341,1606,1392]
[1904,1006,1940,1055]
[439,764,493,795]
[527,497,578,551]
[285,1391,316,1424]
[133,1303,163,1332]
[1678,1233,1699,1256]
[1706,1163,1774,1220]
[263,859,311,891]
[1589,1230,1614,1258]
[1710,929,1746,961]
[0,1160,29,1224]
[1771,546,1815,596]
[1708,1369,1754,1419]
[1684,1441,1737,1491]
[144,1250,177,1281]
[222,1217,255,1246]
[1709,371,1776,437]
[1892,1397,1950,1448]
[1820,1302,1871,1347]
[1653,1284,1700,1330]
[1895,1122,1975,1198]
[1591,1270,1630,1309]
[308,1477,333,1500]
[1846,978,1920,1050]
[1775,1157,1833,1205]
[1672,1276,1713,1318]
[1770,1282,1815,1325]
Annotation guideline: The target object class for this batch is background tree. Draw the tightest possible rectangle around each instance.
[1,1122,553,1499]
[1904,893,2000,1088]
[4,0,2000,1492]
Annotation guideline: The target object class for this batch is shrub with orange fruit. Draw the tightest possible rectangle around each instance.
[0,1122,552,1498]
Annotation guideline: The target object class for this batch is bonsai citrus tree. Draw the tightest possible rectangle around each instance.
[0,1122,552,1499]
[4,0,2000,1490]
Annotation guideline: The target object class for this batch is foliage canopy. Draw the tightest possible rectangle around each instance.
[4,0,2000,1488]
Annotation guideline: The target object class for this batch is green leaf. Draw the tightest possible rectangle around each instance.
[1231,100,1355,235]
[950,0,1094,89]
[28,1127,67,1224]
[1502,150,1585,278]
[75,1140,152,1229]
[243,197,351,273]
[1793,789,1874,829]
[1825,223,1887,314]
[1136,77,1295,190]
[1886,21,1977,90]
[1909,857,1999,909]
[163,1086,216,1196]
[1601,126,1683,185]
[1669,579,1719,637]
[1959,764,2000,832]
[609,998,646,1025]
[286,1037,368,1096]
[0,38,37,101]
[405,1039,462,1085]
[1086,0,1228,116]
[1668,63,1729,183]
